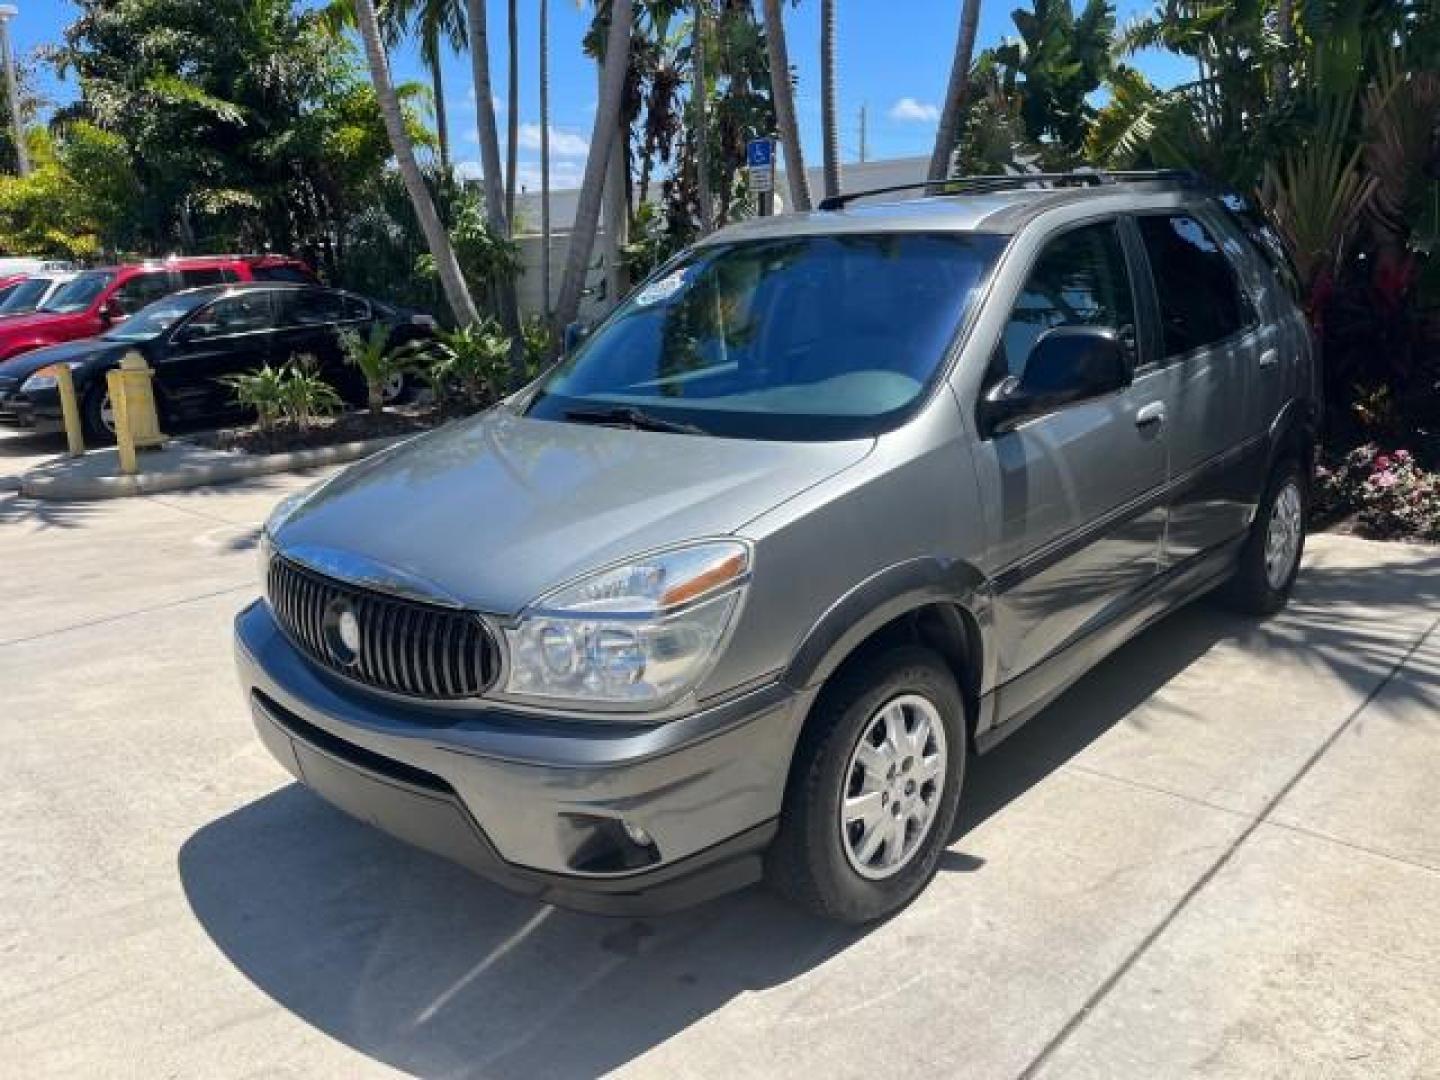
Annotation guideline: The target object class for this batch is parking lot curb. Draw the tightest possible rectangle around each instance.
[18,435,406,501]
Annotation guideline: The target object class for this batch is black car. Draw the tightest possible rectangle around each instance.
[0,283,437,440]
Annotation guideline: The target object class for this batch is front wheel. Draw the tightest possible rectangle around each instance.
[766,646,966,923]
[1221,457,1307,615]
[81,383,117,444]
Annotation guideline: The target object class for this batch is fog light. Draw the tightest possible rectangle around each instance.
[622,819,653,848]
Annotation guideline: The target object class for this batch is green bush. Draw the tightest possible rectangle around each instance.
[220,364,288,431]
[425,321,514,414]
[339,324,412,415]
[1315,444,1440,543]
[222,355,341,432]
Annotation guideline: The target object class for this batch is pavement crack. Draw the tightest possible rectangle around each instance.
[1014,613,1440,1080]
[0,583,256,648]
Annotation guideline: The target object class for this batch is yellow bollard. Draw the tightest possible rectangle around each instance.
[106,368,137,475]
[45,363,85,456]
[116,351,165,449]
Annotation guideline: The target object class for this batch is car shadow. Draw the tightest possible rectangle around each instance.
[178,548,1440,1079]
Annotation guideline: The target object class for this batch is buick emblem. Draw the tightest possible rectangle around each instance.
[324,599,363,666]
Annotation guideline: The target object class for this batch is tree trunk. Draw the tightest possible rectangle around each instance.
[505,0,519,233]
[820,0,841,199]
[927,0,981,182]
[600,57,630,310]
[554,0,634,331]
[761,0,812,211]
[431,41,451,175]
[540,0,552,319]
[1273,0,1293,98]
[355,0,479,326]
[694,2,714,231]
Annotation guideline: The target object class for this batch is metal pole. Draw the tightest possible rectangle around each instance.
[0,6,26,178]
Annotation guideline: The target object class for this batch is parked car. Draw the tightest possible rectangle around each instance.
[0,272,77,317]
[236,172,1317,923]
[0,283,435,439]
[0,257,74,279]
[0,254,317,363]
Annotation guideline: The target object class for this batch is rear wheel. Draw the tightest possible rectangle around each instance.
[379,371,410,405]
[766,646,966,923]
[1221,456,1306,615]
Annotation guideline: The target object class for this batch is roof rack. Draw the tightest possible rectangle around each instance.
[815,169,1207,211]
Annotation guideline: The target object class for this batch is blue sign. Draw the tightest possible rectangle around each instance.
[746,139,774,168]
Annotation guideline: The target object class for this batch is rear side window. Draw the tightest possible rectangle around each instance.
[112,271,177,315]
[1137,215,1247,357]
[252,264,313,284]
[998,221,1135,379]
[281,288,345,326]
[180,267,226,288]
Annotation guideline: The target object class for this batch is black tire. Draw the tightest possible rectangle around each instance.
[80,382,115,445]
[766,645,967,924]
[380,371,413,406]
[1220,456,1307,615]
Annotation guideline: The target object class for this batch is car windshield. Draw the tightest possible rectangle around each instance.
[102,291,214,341]
[38,270,115,314]
[0,277,56,314]
[524,232,1006,440]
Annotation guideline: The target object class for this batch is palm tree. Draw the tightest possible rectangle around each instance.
[505,0,519,233]
[555,0,635,330]
[762,0,812,211]
[464,0,522,341]
[353,0,479,325]
[693,0,713,231]
[390,0,467,177]
[540,0,552,316]
[820,0,841,198]
[928,0,982,182]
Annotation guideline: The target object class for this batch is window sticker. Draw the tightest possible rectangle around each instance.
[634,270,687,307]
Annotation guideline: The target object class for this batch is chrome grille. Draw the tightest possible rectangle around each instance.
[267,556,499,699]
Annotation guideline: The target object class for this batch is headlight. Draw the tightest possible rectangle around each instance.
[257,529,275,594]
[502,540,750,710]
[20,362,82,393]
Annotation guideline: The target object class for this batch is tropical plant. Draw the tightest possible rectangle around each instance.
[221,364,290,432]
[339,324,410,415]
[762,0,811,211]
[279,356,345,431]
[426,320,515,412]
[819,0,841,199]
[928,0,984,182]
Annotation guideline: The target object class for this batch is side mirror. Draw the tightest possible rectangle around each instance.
[563,321,590,356]
[981,326,1129,435]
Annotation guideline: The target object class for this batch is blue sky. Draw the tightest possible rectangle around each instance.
[15,0,1192,192]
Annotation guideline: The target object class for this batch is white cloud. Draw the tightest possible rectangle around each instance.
[453,158,586,192]
[518,123,590,158]
[888,97,940,123]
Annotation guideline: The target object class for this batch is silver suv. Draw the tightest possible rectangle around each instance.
[236,173,1316,923]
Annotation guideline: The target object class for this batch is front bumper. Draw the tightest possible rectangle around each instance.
[234,600,807,915]
[0,385,61,433]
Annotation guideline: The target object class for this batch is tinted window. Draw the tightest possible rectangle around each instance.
[112,271,176,316]
[180,267,227,288]
[281,289,345,326]
[103,291,215,342]
[253,264,313,284]
[0,277,56,314]
[1138,214,1247,357]
[998,222,1134,379]
[39,271,115,313]
[185,293,275,338]
[524,233,1005,441]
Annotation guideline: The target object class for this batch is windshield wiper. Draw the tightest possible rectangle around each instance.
[564,405,705,435]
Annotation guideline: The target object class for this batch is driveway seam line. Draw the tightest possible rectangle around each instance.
[0,583,256,649]
[1055,763,1253,822]
[1015,613,1440,1080]
[1258,818,1440,878]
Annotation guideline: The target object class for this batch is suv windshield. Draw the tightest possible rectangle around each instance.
[38,270,115,314]
[102,290,214,342]
[525,233,1006,440]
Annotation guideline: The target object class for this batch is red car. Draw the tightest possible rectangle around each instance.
[0,255,316,363]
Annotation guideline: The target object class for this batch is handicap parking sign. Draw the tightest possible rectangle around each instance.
[747,138,774,193]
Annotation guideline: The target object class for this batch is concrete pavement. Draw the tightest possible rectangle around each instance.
[1,468,1437,1079]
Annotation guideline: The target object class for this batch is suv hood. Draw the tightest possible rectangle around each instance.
[272,409,873,614]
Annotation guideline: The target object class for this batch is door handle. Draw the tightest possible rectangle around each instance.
[1259,348,1279,368]
[1135,402,1166,429]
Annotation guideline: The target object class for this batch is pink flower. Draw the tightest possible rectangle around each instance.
[1394,449,1411,463]
[1375,455,1392,471]
[1376,470,1398,489]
